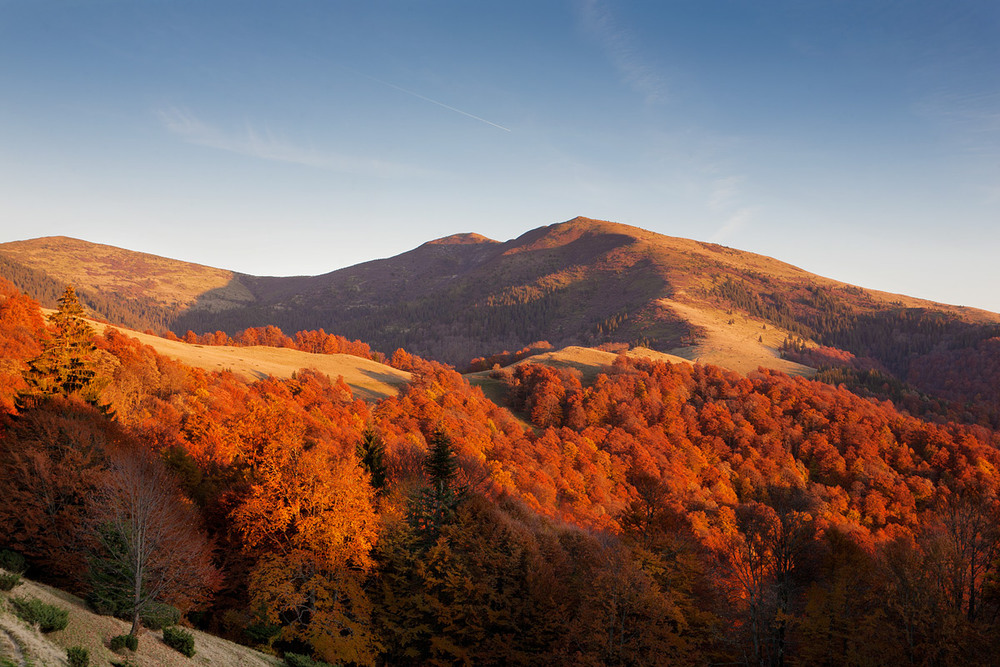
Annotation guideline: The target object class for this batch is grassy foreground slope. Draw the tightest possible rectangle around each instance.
[0,574,280,667]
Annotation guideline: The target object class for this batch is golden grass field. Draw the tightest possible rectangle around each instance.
[93,322,412,401]
[661,298,816,377]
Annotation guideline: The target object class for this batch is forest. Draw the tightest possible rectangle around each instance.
[3,278,1000,665]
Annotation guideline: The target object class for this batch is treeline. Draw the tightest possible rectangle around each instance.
[165,325,385,363]
[465,340,554,372]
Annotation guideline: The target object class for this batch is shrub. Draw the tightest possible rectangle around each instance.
[85,589,126,617]
[0,550,25,574]
[244,621,281,644]
[67,646,89,667]
[284,653,334,667]
[0,572,21,591]
[141,601,181,630]
[163,626,196,657]
[9,596,69,632]
[110,633,138,652]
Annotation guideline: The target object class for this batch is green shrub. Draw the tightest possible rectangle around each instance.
[0,550,25,574]
[244,621,280,644]
[9,596,69,632]
[67,646,89,667]
[0,572,21,591]
[141,601,181,630]
[84,589,124,617]
[284,653,334,667]
[110,633,138,651]
[163,626,196,657]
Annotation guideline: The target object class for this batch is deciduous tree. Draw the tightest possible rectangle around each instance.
[88,448,219,636]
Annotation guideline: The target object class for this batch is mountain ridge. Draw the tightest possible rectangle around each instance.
[3,218,998,404]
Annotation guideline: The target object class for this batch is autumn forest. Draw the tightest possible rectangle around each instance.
[3,272,1000,666]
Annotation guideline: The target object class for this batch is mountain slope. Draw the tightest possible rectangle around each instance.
[4,218,999,396]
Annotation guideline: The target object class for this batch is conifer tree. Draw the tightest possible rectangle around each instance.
[356,425,388,494]
[409,428,463,543]
[21,286,97,401]
[424,427,458,492]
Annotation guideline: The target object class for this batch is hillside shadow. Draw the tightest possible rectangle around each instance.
[360,367,411,387]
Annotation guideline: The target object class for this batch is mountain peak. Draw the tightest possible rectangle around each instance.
[425,232,498,246]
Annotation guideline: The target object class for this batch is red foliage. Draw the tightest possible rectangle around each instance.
[0,279,45,412]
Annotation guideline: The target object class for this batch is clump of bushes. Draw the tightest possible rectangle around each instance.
[9,596,69,632]
[110,633,138,651]
[0,550,25,574]
[142,601,181,630]
[67,646,89,667]
[163,626,196,657]
[0,572,21,591]
[284,654,335,667]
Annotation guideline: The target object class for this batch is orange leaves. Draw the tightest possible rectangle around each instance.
[222,388,378,661]
[234,450,377,568]
[0,283,44,413]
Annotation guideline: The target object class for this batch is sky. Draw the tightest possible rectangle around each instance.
[1,1,999,311]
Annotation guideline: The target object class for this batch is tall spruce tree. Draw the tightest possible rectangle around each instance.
[21,285,98,402]
[356,425,388,494]
[424,427,458,492]
[409,428,463,544]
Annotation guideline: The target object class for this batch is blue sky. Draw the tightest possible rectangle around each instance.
[2,1,998,311]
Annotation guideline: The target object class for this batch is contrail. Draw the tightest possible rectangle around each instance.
[346,67,511,132]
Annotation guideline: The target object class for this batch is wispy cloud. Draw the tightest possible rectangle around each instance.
[708,175,745,212]
[704,171,753,243]
[157,107,434,177]
[344,68,511,132]
[576,0,668,105]
[709,208,752,244]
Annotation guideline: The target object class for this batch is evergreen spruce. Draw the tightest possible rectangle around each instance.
[21,285,98,402]
[408,428,463,545]
[356,426,388,494]
[424,427,458,491]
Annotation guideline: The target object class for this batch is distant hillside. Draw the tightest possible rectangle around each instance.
[5,218,1000,411]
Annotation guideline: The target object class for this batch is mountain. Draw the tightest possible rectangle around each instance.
[4,217,1000,411]
[7,225,1000,664]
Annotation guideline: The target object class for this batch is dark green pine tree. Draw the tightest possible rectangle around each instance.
[356,425,388,494]
[21,285,98,402]
[424,427,458,492]
[409,427,463,545]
